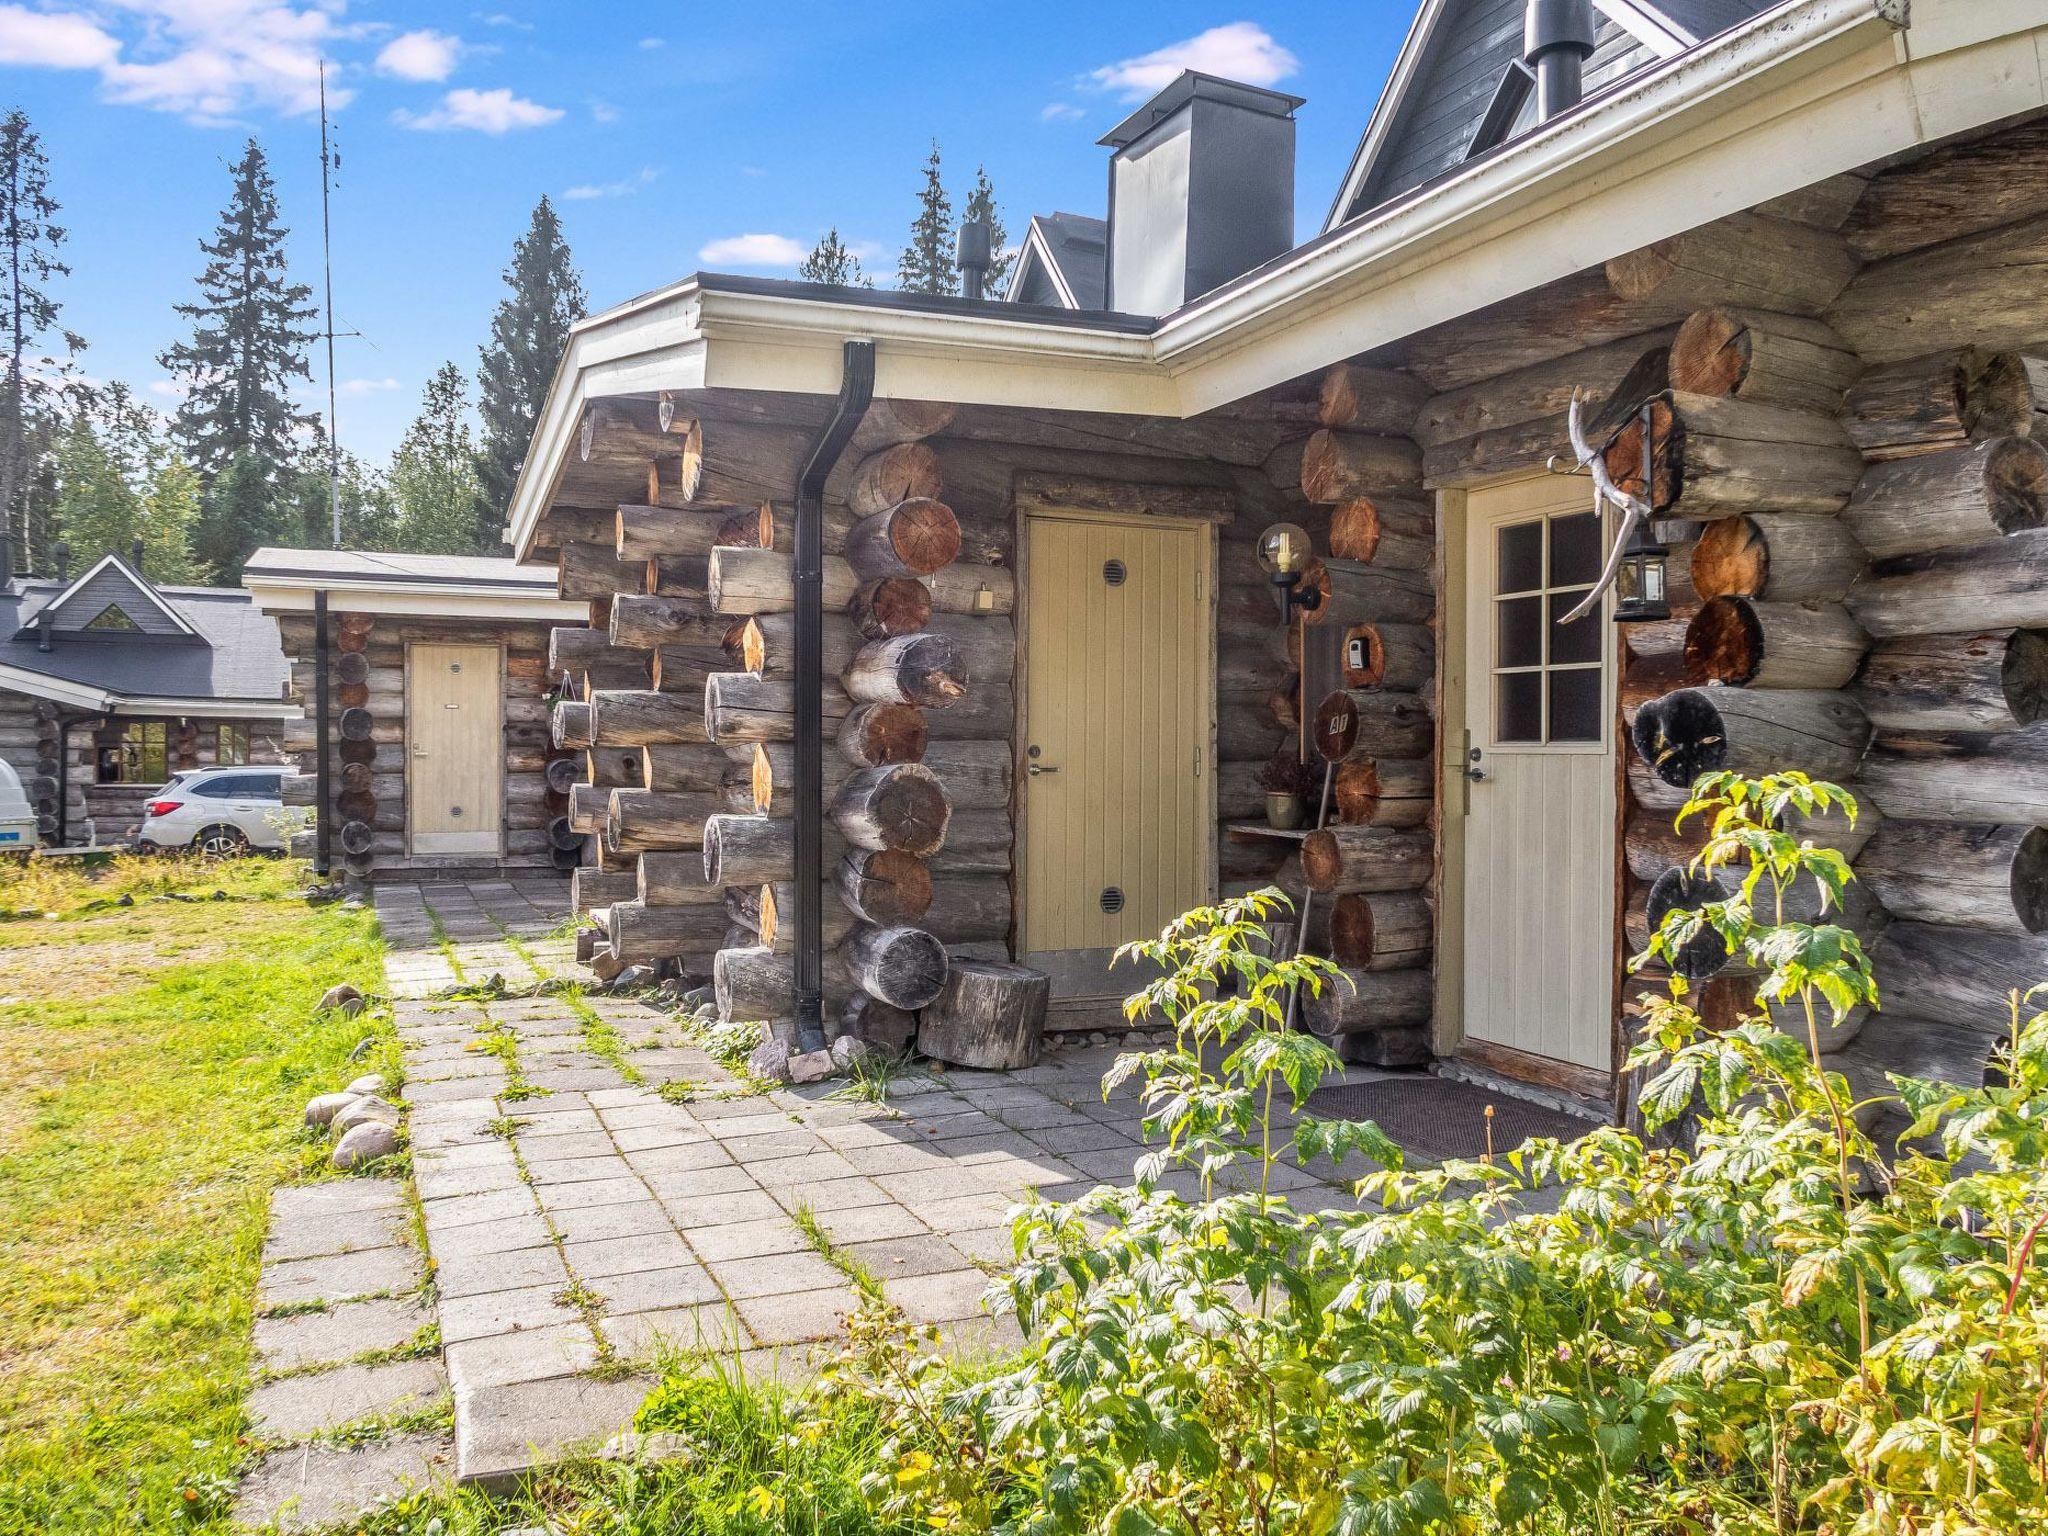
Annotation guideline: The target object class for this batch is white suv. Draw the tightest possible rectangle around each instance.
[137,766,309,856]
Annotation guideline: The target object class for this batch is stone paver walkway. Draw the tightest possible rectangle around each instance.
[235,1181,452,1531]
[374,878,1379,1488]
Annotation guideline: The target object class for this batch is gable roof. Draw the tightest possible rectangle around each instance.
[1323,0,1779,230]
[18,552,198,641]
[1007,214,1108,310]
[0,575,292,715]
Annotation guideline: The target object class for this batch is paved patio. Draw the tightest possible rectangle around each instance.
[371,878,1379,1487]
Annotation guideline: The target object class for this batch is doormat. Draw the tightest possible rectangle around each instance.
[1303,1076,1600,1162]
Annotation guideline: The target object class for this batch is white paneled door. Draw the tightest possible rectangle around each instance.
[1459,477,1616,1076]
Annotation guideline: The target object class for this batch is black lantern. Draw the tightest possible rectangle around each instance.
[1612,518,1670,623]
[1256,521,1322,620]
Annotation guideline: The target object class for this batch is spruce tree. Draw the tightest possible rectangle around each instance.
[963,166,1012,297]
[192,450,288,583]
[158,139,315,485]
[475,196,585,541]
[392,363,486,553]
[897,142,956,295]
[798,229,873,289]
[0,109,84,567]
[283,443,394,551]
[139,456,200,584]
[50,413,134,567]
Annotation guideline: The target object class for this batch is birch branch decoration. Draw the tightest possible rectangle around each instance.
[1552,388,1656,624]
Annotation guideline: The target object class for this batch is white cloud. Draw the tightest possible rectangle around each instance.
[0,5,118,70]
[564,166,660,201]
[1040,101,1084,123]
[1087,22,1299,100]
[0,2,358,123]
[148,378,190,402]
[377,28,460,82]
[395,86,563,133]
[337,376,401,395]
[637,36,663,50]
[473,10,531,29]
[589,100,619,123]
[698,233,807,269]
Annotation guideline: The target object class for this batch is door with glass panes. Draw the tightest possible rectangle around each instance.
[1459,476,1616,1077]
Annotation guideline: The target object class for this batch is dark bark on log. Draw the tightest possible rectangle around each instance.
[1297,430,1424,504]
[607,595,734,655]
[1654,391,1865,518]
[1854,630,2048,733]
[1630,686,1870,789]
[1683,596,1869,690]
[1843,119,2048,261]
[1606,212,1857,316]
[1842,350,2035,461]
[1300,966,1433,1035]
[830,762,951,855]
[1849,530,2048,638]
[1691,514,1867,603]
[1829,211,2048,364]
[606,899,727,965]
[590,689,711,747]
[1867,921,2048,1033]
[918,961,1047,1069]
[1860,727,2048,824]
[1843,436,2048,560]
[1859,821,2048,936]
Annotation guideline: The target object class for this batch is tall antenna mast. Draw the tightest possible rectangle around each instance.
[318,60,341,549]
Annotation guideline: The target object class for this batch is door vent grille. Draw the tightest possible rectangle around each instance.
[1102,558,1127,587]
[1099,886,1125,915]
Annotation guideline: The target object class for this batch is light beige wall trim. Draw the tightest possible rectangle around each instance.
[1433,487,1469,1059]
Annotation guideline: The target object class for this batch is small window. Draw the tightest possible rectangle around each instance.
[98,721,168,784]
[217,723,250,766]
[1492,511,1604,746]
[84,604,142,632]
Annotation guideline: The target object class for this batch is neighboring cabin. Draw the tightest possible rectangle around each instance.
[473,1,2048,1121]
[0,538,294,846]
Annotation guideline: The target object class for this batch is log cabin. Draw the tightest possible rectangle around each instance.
[242,549,587,881]
[496,0,2048,1118]
[0,537,295,845]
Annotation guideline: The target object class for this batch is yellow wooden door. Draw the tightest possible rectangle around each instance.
[1023,510,1210,994]
[1458,476,1616,1078]
[407,642,502,856]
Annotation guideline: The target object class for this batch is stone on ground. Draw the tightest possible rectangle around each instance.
[332,1095,401,1136]
[317,982,365,1015]
[747,1037,793,1083]
[344,1072,388,1096]
[830,1034,887,1074]
[303,1091,360,1128]
[332,1121,401,1169]
[788,1048,835,1084]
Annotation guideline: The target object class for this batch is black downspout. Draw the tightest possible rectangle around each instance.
[793,339,875,1053]
[313,590,332,878]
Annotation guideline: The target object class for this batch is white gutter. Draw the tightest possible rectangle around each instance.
[110,697,303,720]
[0,662,110,711]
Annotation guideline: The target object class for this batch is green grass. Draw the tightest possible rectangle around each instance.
[0,858,387,1534]
[561,985,645,1084]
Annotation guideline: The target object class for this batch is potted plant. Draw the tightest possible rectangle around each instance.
[1256,751,1316,830]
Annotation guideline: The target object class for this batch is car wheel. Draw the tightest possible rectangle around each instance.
[196,825,250,860]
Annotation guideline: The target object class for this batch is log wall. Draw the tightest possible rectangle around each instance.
[275,612,564,882]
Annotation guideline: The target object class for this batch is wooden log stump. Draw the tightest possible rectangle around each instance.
[605,790,730,853]
[1848,530,2048,637]
[1318,364,1428,433]
[1331,756,1432,828]
[1842,349,2036,460]
[838,702,929,767]
[1298,825,1432,894]
[1855,630,2048,733]
[850,578,934,638]
[1668,307,1860,413]
[1299,966,1433,1035]
[615,501,769,562]
[606,899,727,965]
[1858,822,2048,936]
[1606,212,1857,316]
[637,850,725,906]
[1683,596,1869,690]
[704,673,849,743]
[1842,436,2048,561]
[1655,392,1865,518]
[641,743,746,793]
[831,762,951,855]
[608,595,734,654]
[714,945,852,1022]
[1310,689,1434,762]
[591,689,711,747]
[842,924,950,1010]
[1327,890,1432,970]
[835,848,934,925]
[755,738,1007,814]
[572,867,636,915]
[1297,430,1424,504]
[337,707,374,744]
[918,961,1048,1069]
[1629,687,1871,789]
[707,547,860,614]
[1691,513,1867,603]
[843,498,961,579]
[1326,495,1433,568]
[848,443,942,516]
[551,701,594,750]
[841,633,967,709]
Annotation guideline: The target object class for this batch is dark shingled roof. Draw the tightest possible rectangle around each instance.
[1,575,289,706]
[1009,213,1108,311]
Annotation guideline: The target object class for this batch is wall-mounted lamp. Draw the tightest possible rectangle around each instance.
[1257,521,1321,620]
[1611,518,1670,624]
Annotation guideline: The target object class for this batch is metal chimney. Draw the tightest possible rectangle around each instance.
[130,535,145,576]
[1526,0,1597,121]
[1101,71,1304,316]
[956,219,993,301]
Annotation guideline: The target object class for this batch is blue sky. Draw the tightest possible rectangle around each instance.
[0,3,1413,462]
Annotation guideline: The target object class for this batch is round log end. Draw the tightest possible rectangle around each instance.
[2001,630,2048,727]
[1332,758,1383,824]
[1341,623,1386,688]
[885,498,963,576]
[1329,893,1375,967]
[853,577,934,637]
[842,701,929,766]
[1668,309,1750,398]
[1966,353,2035,438]
[2014,826,2048,935]
[1645,866,1736,980]
[1984,435,2048,539]
[1310,690,1361,763]
[1601,400,1677,509]
[1683,596,1764,687]
[1690,515,1768,601]
[1327,499,1382,563]
[1299,829,1340,892]
[1629,688,1728,789]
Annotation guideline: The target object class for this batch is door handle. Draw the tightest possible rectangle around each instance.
[1028,763,1060,776]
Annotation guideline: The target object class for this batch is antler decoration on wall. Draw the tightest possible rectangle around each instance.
[1551,387,1657,625]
